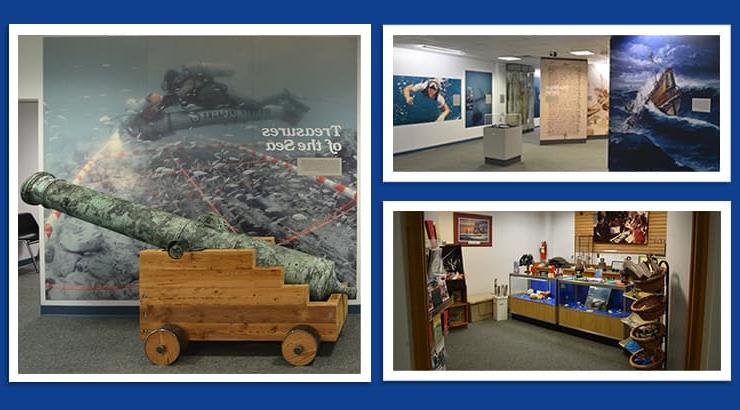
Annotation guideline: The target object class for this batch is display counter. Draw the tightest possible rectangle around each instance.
[507,273,632,340]
[558,277,632,340]
[509,274,557,324]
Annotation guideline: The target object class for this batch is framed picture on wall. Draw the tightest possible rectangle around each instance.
[453,212,492,247]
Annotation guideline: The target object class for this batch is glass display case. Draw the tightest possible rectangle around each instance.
[508,273,558,324]
[557,277,632,340]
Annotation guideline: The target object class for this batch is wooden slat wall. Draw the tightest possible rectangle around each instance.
[574,211,667,255]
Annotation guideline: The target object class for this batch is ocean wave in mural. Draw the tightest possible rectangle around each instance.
[608,35,720,171]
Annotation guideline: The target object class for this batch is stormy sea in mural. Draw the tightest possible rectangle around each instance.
[608,35,720,172]
[42,37,358,301]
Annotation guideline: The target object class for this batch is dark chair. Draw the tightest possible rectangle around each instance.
[18,213,40,273]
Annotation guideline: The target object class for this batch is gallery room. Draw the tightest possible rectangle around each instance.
[392,208,724,372]
[14,29,367,377]
[390,32,725,174]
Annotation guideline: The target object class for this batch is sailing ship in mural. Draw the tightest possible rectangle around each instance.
[625,67,681,127]
[609,35,720,172]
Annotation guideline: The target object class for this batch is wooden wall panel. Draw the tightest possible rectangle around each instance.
[574,211,666,255]
[540,58,588,141]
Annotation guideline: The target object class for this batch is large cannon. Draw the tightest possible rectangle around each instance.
[21,171,356,301]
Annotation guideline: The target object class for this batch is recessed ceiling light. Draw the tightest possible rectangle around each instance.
[498,56,521,61]
[569,50,595,56]
[418,45,465,56]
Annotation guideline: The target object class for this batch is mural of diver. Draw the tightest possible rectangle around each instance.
[125,61,310,140]
[402,78,451,121]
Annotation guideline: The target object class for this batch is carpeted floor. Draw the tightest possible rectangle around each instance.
[394,128,608,172]
[17,265,361,374]
[445,318,632,370]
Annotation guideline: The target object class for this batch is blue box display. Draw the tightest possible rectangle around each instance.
[558,277,631,319]
[509,274,557,306]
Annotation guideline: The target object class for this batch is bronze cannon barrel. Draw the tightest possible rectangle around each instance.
[21,171,356,301]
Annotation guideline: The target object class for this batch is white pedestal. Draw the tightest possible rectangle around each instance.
[493,295,508,321]
[483,125,522,166]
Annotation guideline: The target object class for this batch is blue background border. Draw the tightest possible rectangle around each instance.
[2,0,738,407]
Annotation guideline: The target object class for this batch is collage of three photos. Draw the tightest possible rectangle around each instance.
[9,24,730,382]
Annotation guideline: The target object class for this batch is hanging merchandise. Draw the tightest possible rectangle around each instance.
[506,63,535,131]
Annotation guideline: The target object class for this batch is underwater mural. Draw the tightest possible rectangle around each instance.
[42,36,359,303]
[608,35,720,171]
[393,75,462,126]
[464,70,492,127]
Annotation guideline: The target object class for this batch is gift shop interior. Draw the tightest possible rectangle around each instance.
[392,35,720,172]
[393,211,722,371]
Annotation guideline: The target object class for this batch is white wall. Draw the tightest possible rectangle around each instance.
[425,211,546,296]
[18,102,40,262]
[19,36,43,100]
[393,47,505,154]
[18,36,43,262]
[664,211,693,370]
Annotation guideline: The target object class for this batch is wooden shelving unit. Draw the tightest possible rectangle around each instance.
[620,261,670,370]
[446,278,469,329]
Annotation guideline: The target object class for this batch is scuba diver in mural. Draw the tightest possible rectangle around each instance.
[125,61,310,141]
[402,78,451,121]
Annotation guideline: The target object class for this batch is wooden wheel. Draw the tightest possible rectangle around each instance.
[144,324,188,365]
[281,325,320,366]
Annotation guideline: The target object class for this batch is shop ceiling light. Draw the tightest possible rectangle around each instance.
[570,50,595,56]
[418,45,465,55]
[498,56,521,61]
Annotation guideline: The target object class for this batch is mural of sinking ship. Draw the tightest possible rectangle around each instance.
[609,35,720,172]
[22,171,356,301]
[625,67,681,127]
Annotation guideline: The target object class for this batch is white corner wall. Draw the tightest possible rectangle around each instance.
[18,36,44,262]
[393,48,505,154]
[425,211,546,296]
[664,211,694,370]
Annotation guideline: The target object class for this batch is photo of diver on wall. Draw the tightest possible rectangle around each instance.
[403,78,451,121]
[393,75,462,125]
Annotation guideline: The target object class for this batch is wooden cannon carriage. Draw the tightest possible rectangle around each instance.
[138,248,348,366]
